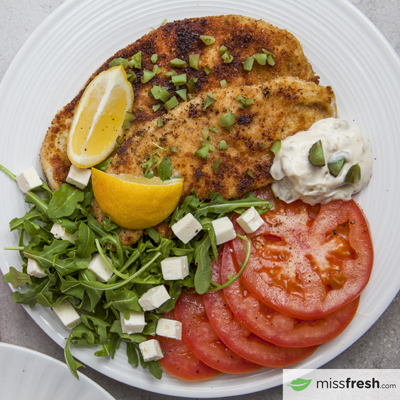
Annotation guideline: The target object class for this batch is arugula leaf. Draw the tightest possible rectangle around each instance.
[155,282,181,313]
[94,343,110,357]
[11,278,51,308]
[105,288,142,319]
[193,234,212,294]
[2,267,31,288]
[47,184,84,219]
[75,222,95,258]
[65,327,85,380]
[94,157,113,172]
[126,342,139,367]
[157,156,173,181]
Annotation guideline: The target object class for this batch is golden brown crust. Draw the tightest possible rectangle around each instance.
[109,77,336,200]
[40,15,316,191]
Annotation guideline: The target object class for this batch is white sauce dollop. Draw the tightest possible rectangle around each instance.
[270,118,373,205]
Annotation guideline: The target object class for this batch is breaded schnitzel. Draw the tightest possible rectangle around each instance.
[40,15,316,191]
[108,77,336,200]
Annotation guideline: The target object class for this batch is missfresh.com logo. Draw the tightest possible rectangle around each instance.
[283,369,400,399]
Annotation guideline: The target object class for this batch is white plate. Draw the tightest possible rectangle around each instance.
[0,343,114,400]
[0,0,399,397]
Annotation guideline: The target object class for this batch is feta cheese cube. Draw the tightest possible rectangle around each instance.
[161,256,189,280]
[236,206,264,234]
[66,165,92,189]
[50,223,78,243]
[27,258,46,278]
[120,310,146,334]
[139,339,163,362]
[171,213,202,244]
[138,285,171,311]
[88,253,113,283]
[52,300,81,330]
[16,167,42,193]
[156,318,182,340]
[212,217,236,245]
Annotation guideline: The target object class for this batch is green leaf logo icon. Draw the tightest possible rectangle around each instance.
[287,378,312,391]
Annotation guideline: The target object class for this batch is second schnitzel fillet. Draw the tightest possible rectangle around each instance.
[108,76,336,200]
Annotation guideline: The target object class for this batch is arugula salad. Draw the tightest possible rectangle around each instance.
[0,161,271,380]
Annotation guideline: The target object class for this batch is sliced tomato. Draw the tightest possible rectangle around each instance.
[222,243,360,347]
[155,311,221,381]
[232,198,373,319]
[203,251,318,366]
[174,292,263,374]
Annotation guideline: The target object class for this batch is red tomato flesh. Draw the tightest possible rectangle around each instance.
[156,311,221,381]
[222,242,360,347]
[232,199,373,319]
[203,251,318,366]
[174,292,263,374]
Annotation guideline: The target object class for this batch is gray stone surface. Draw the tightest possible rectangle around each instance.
[0,1,399,399]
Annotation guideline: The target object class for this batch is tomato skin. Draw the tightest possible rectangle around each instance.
[232,199,373,319]
[222,243,360,347]
[156,311,221,381]
[174,292,263,374]
[203,251,318,366]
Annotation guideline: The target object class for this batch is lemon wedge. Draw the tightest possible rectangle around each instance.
[91,168,183,229]
[67,65,134,168]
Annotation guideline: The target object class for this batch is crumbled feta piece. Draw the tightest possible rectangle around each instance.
[16,167,42,193]
[50,223,78,243]
[138,285,171,311]
[88,253,113,283]
[52,300,81,330]
[236,206,264,234]
[212,217,236,245]
[26,258,46,278]
[161,256,189,280]
[171,213,202,244]
[156,318,182,340]
[66,165,92,189]
[139,339,164,362]
[120,310,146,334]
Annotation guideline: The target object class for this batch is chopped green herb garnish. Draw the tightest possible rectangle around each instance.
[243,56,254,71]
[200,35,216,45]
[202,129,209,140]
[109,57,128,69]
[219,45,228,56]
[203,93,216,111]
[220,80,227,88]
[189,54,200,70]
[157,119,163,128]
[151,85,171,103]
[270,140,281,154]
[219,140,228,150]
[209,126,218,133]
[170,146,178,153]
[218,108,235,130]
[122,111,136,129]
[141,69,155,84]
[253,53,267,66]
[176,89,187,101]
[235,95,254,108]
[157,156,173,181]
[153,65,162,75]
[188,93,193,100]
[152,104,161,112]
[165,70,178,78]
[195,145,211,159]
[262,49,275,66]
[260,143,266,147]
[247,169,254,178]
[126,69,136,83]
[187,77,198,93]
[212,158,221,172]
[128,51,142,69]
[221,51,233,64]
[162,18,167,25]
[170,58,187,68]
[171,74,187,88]
[151,54,158,63]
[164,96,179,111]
[204,65,213,75]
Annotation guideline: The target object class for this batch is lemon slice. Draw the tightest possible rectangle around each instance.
[91,168,183,229]
[67,66,134,168]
